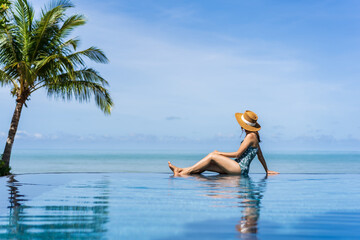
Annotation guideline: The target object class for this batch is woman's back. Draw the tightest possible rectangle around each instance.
[235,145,258,175]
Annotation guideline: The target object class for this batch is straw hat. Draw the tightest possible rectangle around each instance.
[235,110,261,132]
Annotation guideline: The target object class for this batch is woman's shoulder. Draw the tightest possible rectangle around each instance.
[245,132,258,140]
[245,132,259,147]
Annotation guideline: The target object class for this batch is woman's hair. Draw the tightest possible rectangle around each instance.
[243,129,261,143]
[255,131,261,143]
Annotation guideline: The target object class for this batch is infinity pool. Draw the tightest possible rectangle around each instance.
[0,173,359,239]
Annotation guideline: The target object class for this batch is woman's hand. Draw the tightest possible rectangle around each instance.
[267,170,279,175]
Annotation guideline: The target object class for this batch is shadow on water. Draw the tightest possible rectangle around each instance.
[163,174,267,240]
[0,175,110,239]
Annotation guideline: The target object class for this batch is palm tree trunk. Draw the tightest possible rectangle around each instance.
[2,101,24,169]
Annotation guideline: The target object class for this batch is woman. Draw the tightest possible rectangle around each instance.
[168,110,279,176]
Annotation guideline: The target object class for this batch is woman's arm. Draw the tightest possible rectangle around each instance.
[215,135,254,158]
[257,146,279,175]
[257,146,268,173]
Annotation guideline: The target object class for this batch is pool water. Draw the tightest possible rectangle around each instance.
[8,150,360,174]
[0,172,359,239]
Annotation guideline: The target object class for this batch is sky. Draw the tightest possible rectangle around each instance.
[1,0,360,151]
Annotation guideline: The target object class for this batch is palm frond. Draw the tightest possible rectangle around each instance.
[46,0,73,11]
[59,37,79,51]
[12,0,34,58]
[58,14,85,39]
[35,53,74,77]
[0,69,19,91]
[45,68,113,114]
[67,47,109,67]
[0,22,20,64]
[0,68,10,85]
[30,0,71,61]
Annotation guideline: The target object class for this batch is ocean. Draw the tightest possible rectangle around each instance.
[7,149,360,174]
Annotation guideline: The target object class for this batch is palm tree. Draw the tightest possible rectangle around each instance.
[0,0,113,175]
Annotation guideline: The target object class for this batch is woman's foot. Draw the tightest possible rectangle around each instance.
[179,168,192,175]
[168,161,183,175]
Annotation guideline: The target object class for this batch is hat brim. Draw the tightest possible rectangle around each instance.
[235,113,261,132]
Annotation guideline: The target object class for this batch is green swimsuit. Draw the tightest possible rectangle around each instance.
[234,146,258,175]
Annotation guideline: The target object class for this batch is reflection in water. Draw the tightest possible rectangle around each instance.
[7,175,26,208]
[192,174,266,238]
[0,175,110,239]
[6,175,27,237]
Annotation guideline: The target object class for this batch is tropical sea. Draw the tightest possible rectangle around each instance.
[1,150,360,239]
[6,149,360,174]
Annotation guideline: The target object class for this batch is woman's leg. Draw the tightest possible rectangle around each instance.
[169,153,215,175]
[203,162,227,174]
[169,153,241,175]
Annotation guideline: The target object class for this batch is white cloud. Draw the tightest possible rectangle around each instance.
[7,131,360,151]
[15,130,29,139]
[33,133,43,139]
[14,131,46,140]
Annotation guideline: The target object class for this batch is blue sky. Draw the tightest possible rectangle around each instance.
[1,0,360,151]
